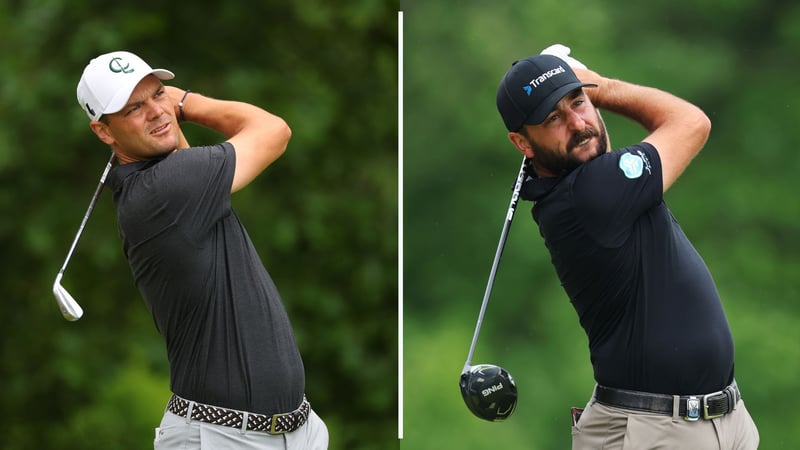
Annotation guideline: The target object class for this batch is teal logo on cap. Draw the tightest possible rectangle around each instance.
[109,57,134,74]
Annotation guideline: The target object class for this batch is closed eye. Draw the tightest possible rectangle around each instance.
[124,104,141,116]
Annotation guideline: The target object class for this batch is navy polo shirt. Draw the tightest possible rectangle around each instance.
[522,142,734,395]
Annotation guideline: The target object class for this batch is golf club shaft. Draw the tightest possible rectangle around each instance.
[463,157,527,374]
[56,152,115,277]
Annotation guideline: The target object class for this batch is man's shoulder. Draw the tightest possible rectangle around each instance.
[142,143,235,179]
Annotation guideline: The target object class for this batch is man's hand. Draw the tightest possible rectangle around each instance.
[572,67,603,104]
[164,86,190,149]
[540,44,587,70]
[164,86,187,120]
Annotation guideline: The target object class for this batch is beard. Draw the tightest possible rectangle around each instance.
[525,114,609,174]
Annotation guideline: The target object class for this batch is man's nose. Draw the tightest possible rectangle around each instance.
[143,99,164,119]
[565,108,585,131]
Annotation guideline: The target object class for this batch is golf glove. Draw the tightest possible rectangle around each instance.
[540,44,587,70]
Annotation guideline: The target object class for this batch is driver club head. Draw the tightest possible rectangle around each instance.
[460,364,518,421]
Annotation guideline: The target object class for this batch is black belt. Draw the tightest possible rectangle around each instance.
[167,394,310,434]
[595,382,740,421]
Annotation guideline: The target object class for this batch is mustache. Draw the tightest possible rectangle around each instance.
[567,127,600,152]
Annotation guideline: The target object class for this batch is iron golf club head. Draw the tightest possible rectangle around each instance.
[460,364,518,421]
[53,273,83,321]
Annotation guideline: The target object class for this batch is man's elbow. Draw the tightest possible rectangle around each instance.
[266,116,292,158]
[282,120,292,149]
[691,107,712,152]
[699,108,712,138]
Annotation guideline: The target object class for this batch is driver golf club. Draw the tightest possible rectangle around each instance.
[52,152,115,321]
[460,156,527,421]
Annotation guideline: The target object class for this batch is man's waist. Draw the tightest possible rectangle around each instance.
[167,393,310,434]
[166,353,306,414]
[590,338,734,395]
[168,367,306,416]
[170,381,306,416]
[595,380,741,421]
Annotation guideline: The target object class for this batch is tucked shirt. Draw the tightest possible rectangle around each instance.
[107,143,305,414]
[522,142,734,395]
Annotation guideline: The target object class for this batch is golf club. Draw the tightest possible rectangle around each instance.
[52,151,115,321]
[459,156,527,421]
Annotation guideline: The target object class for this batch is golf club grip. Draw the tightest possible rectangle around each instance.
[463,157,528,372]
[56,152,115,275]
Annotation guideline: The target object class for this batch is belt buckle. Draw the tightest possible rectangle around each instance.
[685,396,700,421]
[269,411,291,435]
[702,390,725,420]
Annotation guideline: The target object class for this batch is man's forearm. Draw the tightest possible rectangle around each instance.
[165,86,286,142]
[575,69,711,192]
[177,92,272,138]
[581,74,705,135]
[165,86,291,193]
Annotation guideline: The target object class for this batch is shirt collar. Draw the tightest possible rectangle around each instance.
[521,170,570,202]
[107,155,167,192]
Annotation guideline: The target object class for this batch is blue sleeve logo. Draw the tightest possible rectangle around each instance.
[619,153,644,179]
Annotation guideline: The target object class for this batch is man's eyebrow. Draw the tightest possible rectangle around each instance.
[567,88,585,99]
[122,99,144,111]
[553,89,585,110]
[122,85,163,110]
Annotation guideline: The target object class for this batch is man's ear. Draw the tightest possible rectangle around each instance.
[89,121,115,146]
[508,131,535,159]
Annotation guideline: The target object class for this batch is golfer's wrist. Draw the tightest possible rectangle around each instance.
[178,90,191,122]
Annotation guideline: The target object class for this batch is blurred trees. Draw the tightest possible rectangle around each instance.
[5,0,800,448]
[403,1,799,449]
[0,1,398,449]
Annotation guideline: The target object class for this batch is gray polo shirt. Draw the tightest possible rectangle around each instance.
[107,143,305,415]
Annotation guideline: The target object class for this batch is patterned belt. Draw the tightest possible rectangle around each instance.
[167,394,310,434]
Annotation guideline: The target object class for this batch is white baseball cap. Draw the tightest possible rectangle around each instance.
[77,51,174,121]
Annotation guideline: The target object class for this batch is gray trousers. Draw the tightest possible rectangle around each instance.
[154,408,328,449]
[572,386,759,450]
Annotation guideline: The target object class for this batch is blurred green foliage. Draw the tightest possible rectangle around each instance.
[0,1,398,449]
[403,1,799,449]
[5,0,800,448]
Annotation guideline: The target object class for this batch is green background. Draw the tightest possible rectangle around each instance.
[403,1,799,449]
[0,1,398,449]
[2,0,799,448]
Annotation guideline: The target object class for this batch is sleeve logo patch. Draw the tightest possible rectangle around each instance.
[619,153,644,179]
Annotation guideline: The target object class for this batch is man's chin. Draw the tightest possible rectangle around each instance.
[572,141,601,162]
[153,136,180,153]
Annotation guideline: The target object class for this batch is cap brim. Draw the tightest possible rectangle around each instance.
[151,69,175,81]
[101,68,175,117]
[523,82,597,126]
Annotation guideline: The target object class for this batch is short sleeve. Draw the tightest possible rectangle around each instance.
[150,143,236,240]
[571,142,662,247]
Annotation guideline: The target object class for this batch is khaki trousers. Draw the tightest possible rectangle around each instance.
[572,387,759,450]
[154,408,328,450]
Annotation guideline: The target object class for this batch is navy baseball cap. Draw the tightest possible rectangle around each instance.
[496,54,596,132]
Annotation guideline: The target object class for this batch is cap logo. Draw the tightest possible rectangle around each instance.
[526,65,566,92]
[109,57,134,74]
